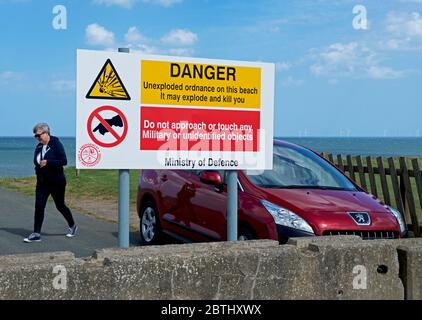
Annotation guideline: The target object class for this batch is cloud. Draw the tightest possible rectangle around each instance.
[125,44,160,54]
[49,80,76,92]
[243,18,288,34]
[142,0,182,7]
[85,24,198,56]
[168,48,194,56]
[367,66,404,79]
[93,0,183,8]
[85,23,115,47]
[93,0,137,9]
[124,26,146,43]
[0,0,30,3]
[276,62,291,72]
[0,71,24,86]
[0,72,76,95]
[387,11,422,37]
[310,42,403,80]
[161,29,198,46]
[281,76,304,87]
[399,0,422,4]
[121,27,169,54]
[383,11,422,51]
[384,38,409,49]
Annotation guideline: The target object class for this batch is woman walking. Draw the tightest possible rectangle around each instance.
[24,123,77,243]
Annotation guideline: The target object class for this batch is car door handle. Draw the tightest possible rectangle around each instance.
[214,184,224,193]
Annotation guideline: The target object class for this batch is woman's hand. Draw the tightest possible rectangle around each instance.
[40,160,47,168]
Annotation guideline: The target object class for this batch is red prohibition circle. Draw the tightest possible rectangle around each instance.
[87,105,128,148]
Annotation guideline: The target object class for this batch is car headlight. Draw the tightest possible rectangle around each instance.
[386,205,407,236]
[261,199,314,234]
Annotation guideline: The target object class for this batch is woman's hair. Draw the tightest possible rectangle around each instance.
[33,123,50,134]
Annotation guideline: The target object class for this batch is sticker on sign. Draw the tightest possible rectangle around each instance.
[76,49,274,170]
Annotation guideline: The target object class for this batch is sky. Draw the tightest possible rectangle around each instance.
[1,0,422,137]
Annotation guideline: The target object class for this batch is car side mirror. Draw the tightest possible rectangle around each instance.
[200,171,222,185]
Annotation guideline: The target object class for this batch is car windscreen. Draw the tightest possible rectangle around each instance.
[245,144,358,191]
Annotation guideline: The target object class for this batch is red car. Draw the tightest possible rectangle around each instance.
[137,139,407,244]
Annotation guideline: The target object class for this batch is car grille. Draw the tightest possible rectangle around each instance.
[323,230,398,240]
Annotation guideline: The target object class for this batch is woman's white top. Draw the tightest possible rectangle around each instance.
[36,145,49,165]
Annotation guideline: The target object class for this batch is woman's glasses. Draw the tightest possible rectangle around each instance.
[34,132,45,138]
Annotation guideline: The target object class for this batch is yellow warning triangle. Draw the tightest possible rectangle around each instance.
[86,59,130,100]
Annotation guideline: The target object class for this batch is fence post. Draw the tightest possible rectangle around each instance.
[377,157,391,206]
[388,157,405,219]
[356,155,367,191]
[337,154,344,171]
[399,157,420,237]
[347,155,356,181]
[412,159,422,210]
[366,156,378,198]
[399,160,406,214]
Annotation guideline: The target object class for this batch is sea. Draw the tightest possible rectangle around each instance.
[0,137,421,178]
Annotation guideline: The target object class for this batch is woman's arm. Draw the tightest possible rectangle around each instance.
[46,140,68,167]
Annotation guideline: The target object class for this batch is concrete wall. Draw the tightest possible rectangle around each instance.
[393,239,422,300]
[0,237,421,300]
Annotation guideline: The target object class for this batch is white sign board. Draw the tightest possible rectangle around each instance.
[76,49,274,170]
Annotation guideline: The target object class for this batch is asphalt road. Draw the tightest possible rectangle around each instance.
[0,188,142,258]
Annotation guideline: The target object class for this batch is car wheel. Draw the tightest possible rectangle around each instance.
[238,225,256,241]
[139,200,161,245]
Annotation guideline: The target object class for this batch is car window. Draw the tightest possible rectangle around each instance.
[189,170,202,176]
[245,144,358,191]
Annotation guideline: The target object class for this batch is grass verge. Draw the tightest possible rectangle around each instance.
[0,167,141,230]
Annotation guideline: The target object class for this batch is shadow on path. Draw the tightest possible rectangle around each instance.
[111,231,141,246]
[110,231,183,246]
[0,227,64,237]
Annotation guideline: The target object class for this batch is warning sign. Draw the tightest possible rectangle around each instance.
[76,49,275,170]
[87,105,128,148]
[86,59,131,100]
[141,60,261,109]
[140,106,260,151]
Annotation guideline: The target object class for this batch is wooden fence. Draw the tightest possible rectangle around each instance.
[320,153,422,237]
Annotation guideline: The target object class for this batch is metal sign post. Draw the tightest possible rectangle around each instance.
[226,170,238,241]
[118,47,130,249]
[118,169,130,248]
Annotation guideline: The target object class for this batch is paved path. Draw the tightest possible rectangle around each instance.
[0,188,141,258]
